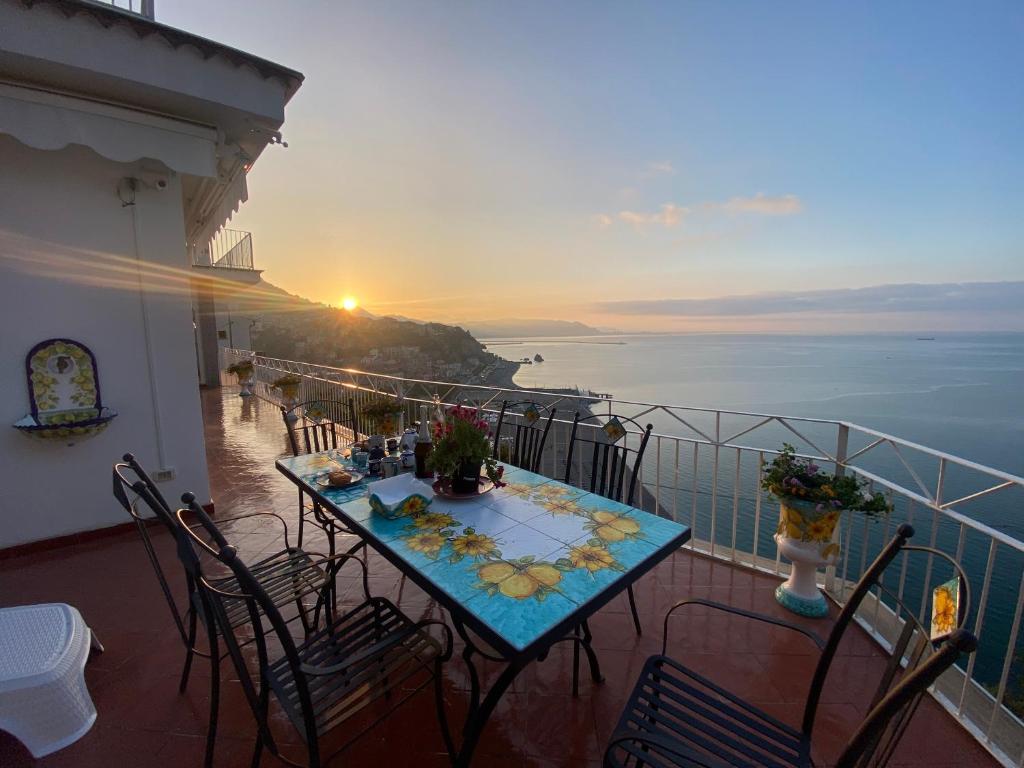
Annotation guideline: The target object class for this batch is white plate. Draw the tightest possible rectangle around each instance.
[315,471,364,489]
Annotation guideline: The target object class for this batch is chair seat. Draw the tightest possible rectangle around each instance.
[266,597,442,739]
[209,547,327,628]
[607,654,810,768]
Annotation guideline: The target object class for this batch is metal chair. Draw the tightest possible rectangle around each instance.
[604,524,979,768]
[492,399,557,473]
[282,399,362,553]
[112,454,335,767]
[177,498,456,768]
[564,412,654,635]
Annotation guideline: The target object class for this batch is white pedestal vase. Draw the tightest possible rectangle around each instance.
[773,499,841,618]
[237,377,254,397]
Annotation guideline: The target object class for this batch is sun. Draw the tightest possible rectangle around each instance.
[340,296,358,311]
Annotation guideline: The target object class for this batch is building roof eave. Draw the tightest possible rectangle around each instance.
[20,0,304,99]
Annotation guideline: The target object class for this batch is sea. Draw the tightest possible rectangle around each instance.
[487,332,1024,688]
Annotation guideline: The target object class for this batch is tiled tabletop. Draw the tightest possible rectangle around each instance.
[276,453,690,656]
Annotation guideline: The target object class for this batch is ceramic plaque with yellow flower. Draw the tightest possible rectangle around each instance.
[930,576,961,641]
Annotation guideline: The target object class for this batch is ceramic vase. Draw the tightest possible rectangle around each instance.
[773,498,842,618]
[237,376,254,397]
[450,460,482,494]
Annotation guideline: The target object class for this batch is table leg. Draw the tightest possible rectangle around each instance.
[455,657,528,768]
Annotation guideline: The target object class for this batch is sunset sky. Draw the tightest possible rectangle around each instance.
[165,1,1023,332]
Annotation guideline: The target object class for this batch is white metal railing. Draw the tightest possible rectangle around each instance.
[84,0,155,19]
[191,229,254,270]
[224,348,1024,765]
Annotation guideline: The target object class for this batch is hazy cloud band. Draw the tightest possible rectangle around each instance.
[593,281,1024,316]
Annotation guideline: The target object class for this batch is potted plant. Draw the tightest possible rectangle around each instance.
[271,373,302,402]
[427,405,504,494]
[226,360,255,397]
[763,443,891,617]
[361,397,405,435]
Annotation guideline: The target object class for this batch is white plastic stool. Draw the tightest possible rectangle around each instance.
[0,603,101,757]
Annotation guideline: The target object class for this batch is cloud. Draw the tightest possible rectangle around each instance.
[592,282,1024,317]
[596,192,802,232]
[618,203,689,228]
[641,161,676,179]
[717,193,803,216]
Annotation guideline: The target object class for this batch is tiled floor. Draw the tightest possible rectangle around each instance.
[0,388,997,767]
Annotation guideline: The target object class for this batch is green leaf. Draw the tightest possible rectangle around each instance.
[555,558,574,569]
[587,538,603,548]
[519,555,535,564]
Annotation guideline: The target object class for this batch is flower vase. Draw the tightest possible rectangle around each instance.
[237,377,254,397]
[773,499,841,618]
[450,460,482,494]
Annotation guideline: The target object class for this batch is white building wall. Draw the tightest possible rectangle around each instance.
[0,135,211,548]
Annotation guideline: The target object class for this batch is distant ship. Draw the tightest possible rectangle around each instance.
[534,353,544,362]
[916,337,936,341]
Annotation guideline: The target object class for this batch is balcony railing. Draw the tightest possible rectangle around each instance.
[83,0,155,19]
[223,347,1024,766]
[191,229,255,271]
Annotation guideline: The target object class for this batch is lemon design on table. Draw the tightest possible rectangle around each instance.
[586,511,641,542]
[475,559,567,601]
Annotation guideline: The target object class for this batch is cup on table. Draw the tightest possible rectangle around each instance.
[352,450,369,469]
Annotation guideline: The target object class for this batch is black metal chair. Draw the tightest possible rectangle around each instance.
[604,524,979,768]
[564,412,654,635]
[177,497,456,768]
[492,399,557,473]
[282,399,362,553]
[113,454,335,768]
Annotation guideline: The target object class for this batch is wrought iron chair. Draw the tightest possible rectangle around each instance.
[112,455,335,767]
[492,399,557,473]
[564,412,654,635]
[177,498,456,768]
[281,399,362,553]
[604,524,979,768]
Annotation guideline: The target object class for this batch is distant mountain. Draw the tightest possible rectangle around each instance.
[462,318,609,338]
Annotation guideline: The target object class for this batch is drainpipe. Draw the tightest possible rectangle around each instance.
[123,178,168,468]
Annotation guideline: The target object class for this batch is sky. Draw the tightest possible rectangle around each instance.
[164,1,1024,333]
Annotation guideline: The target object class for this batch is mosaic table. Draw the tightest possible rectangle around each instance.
[276,452,690,767]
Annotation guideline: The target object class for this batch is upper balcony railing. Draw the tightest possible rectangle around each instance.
[83,0,155,20]
[222,348,1024,766]
[190,229,255,271]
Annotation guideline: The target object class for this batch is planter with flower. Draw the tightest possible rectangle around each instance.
[427,405,505,495]
[764,443,891,617]
[361,398,405,436]
[226,360,255,397]
[272,374,302,414]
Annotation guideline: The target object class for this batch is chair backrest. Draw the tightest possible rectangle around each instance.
[563,412,653,506]
[176,496,320,747]
[282,399,359,456]
[492,400,557,473]
[804,523,976,767]
[112,454,192,645]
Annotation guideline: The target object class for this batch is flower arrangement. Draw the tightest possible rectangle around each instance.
[763,443,891,518]
[427,405,505,489]
[361,397,405,432]
[226,360,254,379]
[271,373,302,389]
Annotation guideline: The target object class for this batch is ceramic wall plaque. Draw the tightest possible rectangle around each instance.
[13,338,117,444]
